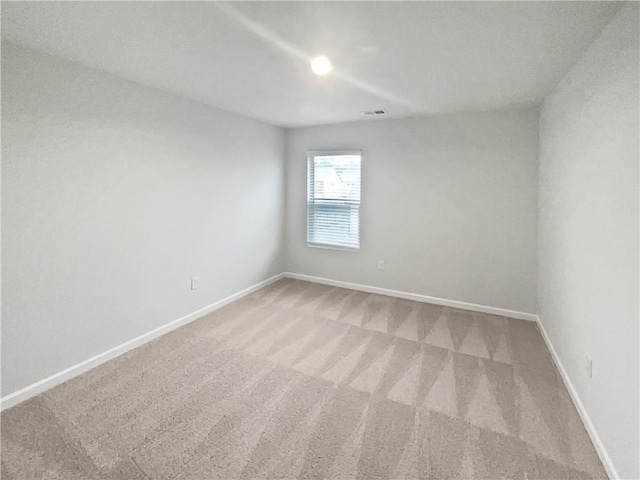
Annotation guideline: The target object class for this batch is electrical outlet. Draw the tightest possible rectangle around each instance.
[377,260,385,270]
[586,355,593,379]
[191,277,200,290]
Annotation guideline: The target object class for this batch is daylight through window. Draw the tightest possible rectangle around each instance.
[307,151,361,250]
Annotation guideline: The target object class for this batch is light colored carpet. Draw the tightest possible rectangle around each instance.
[1,278,607,479]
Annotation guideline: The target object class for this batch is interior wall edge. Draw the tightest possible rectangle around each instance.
[284,272,538,321]
[0,273,285,412]
[0,269,540,411]
[537,316,619,480]
[3,269,617,480]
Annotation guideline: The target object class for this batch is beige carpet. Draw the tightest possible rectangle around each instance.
[1,278,607,479]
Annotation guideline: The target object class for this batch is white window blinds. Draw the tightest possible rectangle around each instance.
[307,151,361,250]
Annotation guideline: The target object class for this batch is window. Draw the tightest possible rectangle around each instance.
[307,150,361,250]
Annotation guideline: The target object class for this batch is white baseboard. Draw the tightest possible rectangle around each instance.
[537,318,618,480]
[286,272,616,477]
[0,273,284,411]
[284,272,537,321]
[1,270,617,479]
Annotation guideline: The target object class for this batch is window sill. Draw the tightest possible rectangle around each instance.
[307,243,360,252]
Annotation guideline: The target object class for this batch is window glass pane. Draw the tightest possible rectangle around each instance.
[313,155,361,202]
[307,151,361,250]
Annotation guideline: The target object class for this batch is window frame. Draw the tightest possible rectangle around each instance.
[306,149,362,251]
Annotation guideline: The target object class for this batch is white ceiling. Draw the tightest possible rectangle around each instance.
[1,1,622,127]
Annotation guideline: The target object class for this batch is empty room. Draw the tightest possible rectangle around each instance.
[1,1,638,479]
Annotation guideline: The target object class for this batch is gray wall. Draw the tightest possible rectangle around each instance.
[285,109,539,313]
[1,44,285,396]
[538,3,639,478]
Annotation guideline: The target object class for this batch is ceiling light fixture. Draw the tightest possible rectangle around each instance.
[311,55,332,76]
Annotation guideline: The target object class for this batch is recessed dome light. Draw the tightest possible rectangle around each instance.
[311,56,332,76]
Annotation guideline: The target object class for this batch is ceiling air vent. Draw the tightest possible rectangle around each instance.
[364,110,387,116]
